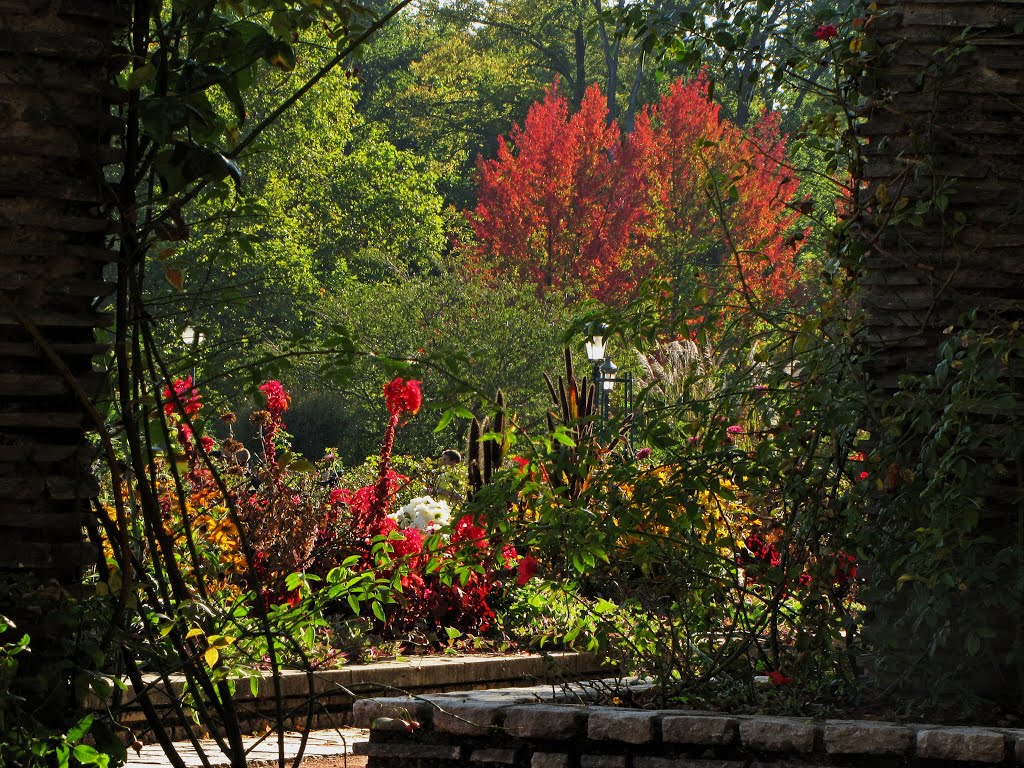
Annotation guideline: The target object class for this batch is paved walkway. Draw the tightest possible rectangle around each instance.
[126,727,369,767]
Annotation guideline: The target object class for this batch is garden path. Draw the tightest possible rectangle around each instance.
[125,727,369,767]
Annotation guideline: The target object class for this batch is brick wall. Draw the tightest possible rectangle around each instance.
[353,688,1024,767]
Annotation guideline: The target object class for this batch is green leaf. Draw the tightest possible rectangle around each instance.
[371,601,386,622]
[265,41,297,71]
[125,62,156,90]
[72,744,103,765]
[713,29,737,50]
[66,714,94,744]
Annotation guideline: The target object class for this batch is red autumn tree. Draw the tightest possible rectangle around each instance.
[468,74,805,312]
[628,74,803,313]
[468,82,651,303]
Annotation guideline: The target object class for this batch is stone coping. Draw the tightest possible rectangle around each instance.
[354,684,1024,764]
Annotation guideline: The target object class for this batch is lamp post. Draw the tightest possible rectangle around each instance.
[584,322,608,402]
[583,323,634,439]
[181,326,204,382]
[600,358,617,421]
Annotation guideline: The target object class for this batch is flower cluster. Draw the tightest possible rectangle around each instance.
[384,378,422,417]
[814,23,839,40]
[163,376,201,416]
[259,380,290,418]
[389,496,452,532]
[739,532,782,568]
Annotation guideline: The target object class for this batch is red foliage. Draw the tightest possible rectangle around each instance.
[469,75,805,312]
[625,73,804,310]
[470,82,649,303]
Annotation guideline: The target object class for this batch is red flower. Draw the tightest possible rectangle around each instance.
[516,555,539,586]
[384,378,422,417]
[452,515,487,549]
[391,527,424,559]
[199,436,215,454]
[814,23,839,40]
[163,376,201,416]
[501,545,519,568]
[509,456,530,473]
[833,552,857,587]
[259,380,290,418]
[767,670,794,686]
[634,447,652,460]
[742,533,782,568]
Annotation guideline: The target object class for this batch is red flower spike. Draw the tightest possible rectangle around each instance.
[384,378,422,417]
[767,670,794,686]
[259,380,290,417]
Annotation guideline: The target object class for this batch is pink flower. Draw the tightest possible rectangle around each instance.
[814,23,839,40]
[516,555,539,586]
[259,380,290,417]
[726,425,743,435]
[634,447,652,460]
[384,378,422,417]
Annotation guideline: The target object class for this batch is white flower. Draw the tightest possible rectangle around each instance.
[389,496,452,532]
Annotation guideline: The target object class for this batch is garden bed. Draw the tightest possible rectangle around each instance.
[352,684,1024,767]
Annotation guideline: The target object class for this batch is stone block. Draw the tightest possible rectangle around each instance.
[662,715,738,745]
[352,697,433,728]
[531,753,570,768]
[433,700,503,735]
[505,704,585,739]
[580,755,627,768]
[739,717,817,753]
[352,741,461,759]
[471,747,519,764]
[824,720,913,755]
[634,758,745,768]
[1014,732,1024,763]
[916,727,1005,763]
[587,708,657,743]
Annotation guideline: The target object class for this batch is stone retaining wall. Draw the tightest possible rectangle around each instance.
[107,652,607,743]
[353,686,1024,766]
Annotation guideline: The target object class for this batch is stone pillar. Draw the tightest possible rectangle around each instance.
[858,0,1024,703]
[0,0,123,585]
